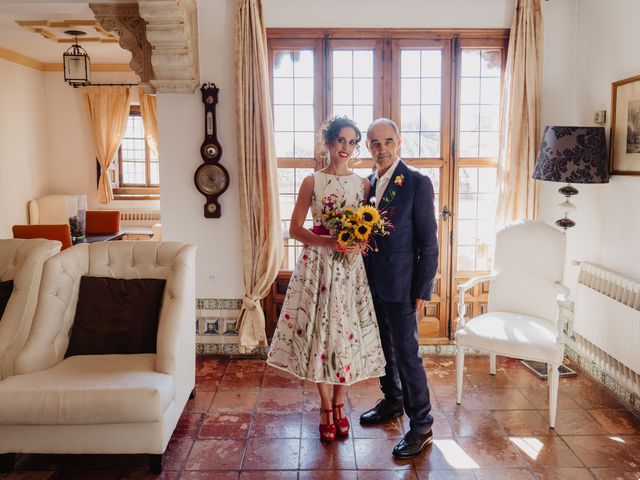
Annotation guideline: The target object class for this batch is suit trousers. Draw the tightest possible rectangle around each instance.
[373,294,434,434]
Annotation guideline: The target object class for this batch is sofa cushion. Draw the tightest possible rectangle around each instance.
[0,354,174,424]
[0,280,13,319]
[66,276,165,357]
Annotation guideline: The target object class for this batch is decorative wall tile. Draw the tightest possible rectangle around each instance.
[202,318,220,335]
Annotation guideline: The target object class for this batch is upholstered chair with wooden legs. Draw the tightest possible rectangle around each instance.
[454,221,569,429]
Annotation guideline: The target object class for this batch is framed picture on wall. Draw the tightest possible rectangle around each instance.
[610,74,640,175]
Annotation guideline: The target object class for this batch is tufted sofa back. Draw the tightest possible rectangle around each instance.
[14,241,196,376]
[0,239,61,379]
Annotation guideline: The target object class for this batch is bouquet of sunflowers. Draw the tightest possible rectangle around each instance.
[318,193,392,263]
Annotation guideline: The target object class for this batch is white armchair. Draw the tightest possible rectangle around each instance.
[0,239,61,379]
[28,194,71,224]
[0,241,196,472]
[454,220,568,428]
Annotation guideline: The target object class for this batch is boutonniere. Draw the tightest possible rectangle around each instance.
[394,174,404,187]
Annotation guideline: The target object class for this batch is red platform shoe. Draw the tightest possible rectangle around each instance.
[319,407,336,442]
[333,402,350,437]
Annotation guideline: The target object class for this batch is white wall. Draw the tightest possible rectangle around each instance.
[159,0,516,299]
[0,59,49,237]
[537,0,640,292]
[43,70,159,212]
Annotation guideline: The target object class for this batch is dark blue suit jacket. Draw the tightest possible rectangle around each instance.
[365,160,439,304]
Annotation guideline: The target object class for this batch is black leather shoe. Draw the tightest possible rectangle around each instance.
[392,429,433,459]
[359,399,403,425]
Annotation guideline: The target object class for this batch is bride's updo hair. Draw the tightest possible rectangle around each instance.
[316,115,361,165]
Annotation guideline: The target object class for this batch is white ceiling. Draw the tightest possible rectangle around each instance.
[0,2,132,64]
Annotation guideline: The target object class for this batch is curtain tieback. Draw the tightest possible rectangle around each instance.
[242,295,261,311]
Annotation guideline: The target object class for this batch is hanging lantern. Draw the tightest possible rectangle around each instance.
[63,30,91,87]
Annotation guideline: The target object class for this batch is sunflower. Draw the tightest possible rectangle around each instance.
[356,205,380,225]
[354,223,371,241]
[337,230,354,247]
[343,207,356,217]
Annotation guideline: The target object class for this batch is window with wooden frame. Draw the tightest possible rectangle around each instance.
[268,30,507,272]
[112,105,160,199]
[266,29,508,342]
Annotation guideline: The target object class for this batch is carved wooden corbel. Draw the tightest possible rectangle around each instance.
[89,3,155,93]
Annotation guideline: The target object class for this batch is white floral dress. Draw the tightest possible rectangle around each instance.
[267,172,386,385]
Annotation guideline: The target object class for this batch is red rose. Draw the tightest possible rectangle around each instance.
[284,313,290,320]
[345,364,350,372]
[339,377,346,383]
[296,328,304,336]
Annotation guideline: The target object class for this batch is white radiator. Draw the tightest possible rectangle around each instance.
[119,208,161,227]
[574,262,640,395]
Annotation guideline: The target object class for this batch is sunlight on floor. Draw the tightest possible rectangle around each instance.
[509,436,544,460]
[435,439,479,469]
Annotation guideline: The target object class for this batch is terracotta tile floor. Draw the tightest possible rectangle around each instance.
[2,355,640,480]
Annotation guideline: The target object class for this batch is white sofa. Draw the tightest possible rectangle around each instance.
[0,241,196,472]
[0,239,61,380]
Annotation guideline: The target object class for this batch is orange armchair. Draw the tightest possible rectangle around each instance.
[12,225,73,250]
[86,210,121,235]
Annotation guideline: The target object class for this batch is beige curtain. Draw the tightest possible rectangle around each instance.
[495,0,543,228]
[138,87,159,157]
[235,0,283,353]
[83,86,131,204]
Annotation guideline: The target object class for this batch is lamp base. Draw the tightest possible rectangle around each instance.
[556,217,576,229]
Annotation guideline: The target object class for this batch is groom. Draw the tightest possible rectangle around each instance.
[361,118,439,459]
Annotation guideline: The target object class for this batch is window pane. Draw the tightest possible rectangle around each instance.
[294,78,314,104]
[353,51,373,77]
[278,168,295,194]
[421,105,440,131]
[274,105,294,131]
[333,50,352,77]
[401,132,419,158]
[353,105,373,133]
[332,49,373,126]
[460,77,480,104]
[461,50,480,77]
[459,48,502,160]
[479,132,499,157]
[421,50,441,77]
[401,78,420,105]
[481,77,501,104]
[296,51,314,77]
[401,105,420,131]
[421,78,440,104]
[294,132,314,157]
[333,78,353,104]
[459,131,479,157]
[401,50,421,77]
[456,167,497,271]
[400,48,442,159]
[353,78,373,105]
[479,104,499,131]
[294,105,314,131]
[273,78,293,104]
[273,49,315,159]
[460,105,480,132]
[481,50,501,77]
[420,132,439,158]
[150,163,159,185]
[275,131,294,157]
[458,193,477,219]
[273,51,294,77]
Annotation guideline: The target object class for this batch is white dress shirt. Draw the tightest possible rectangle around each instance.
[374,157,401,203]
